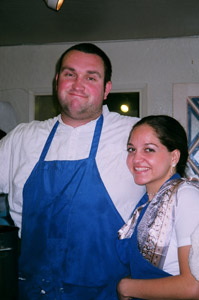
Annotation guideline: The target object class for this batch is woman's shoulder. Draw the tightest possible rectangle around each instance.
[175,178,199,206]
[177,178,199,192]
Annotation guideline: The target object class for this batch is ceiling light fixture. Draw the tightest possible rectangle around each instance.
[44,0,64,11]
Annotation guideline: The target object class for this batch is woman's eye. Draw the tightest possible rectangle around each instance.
[127,147,135,153]
[145,148,155,153]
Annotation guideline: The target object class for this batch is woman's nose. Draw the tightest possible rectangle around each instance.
[133,151,143,162]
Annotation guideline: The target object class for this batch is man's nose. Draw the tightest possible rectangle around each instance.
[72,77,84,90]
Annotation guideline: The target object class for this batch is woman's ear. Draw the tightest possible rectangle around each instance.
[171,149,181,166]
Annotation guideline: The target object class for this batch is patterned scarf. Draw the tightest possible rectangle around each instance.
[118,177,199,269]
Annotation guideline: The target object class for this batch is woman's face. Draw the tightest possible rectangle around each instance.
[127,124,179,193]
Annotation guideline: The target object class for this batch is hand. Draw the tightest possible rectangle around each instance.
[117,295,133,300]
[117,277,133,300]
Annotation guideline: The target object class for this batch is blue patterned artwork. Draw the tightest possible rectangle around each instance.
[187,97,199,175]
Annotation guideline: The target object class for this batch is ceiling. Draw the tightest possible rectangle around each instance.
[1,0,199,47]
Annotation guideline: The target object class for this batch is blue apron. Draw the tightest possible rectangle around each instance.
[117,193,172,300]
[19,115,129,299]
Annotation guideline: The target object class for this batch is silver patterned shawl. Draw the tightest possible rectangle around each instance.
[118,177,199,269]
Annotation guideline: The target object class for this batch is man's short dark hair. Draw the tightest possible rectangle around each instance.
[56,43,112,87]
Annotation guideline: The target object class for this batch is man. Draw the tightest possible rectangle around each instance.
[0,43,145,299]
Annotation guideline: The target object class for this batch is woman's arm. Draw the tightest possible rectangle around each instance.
[117,245,199,300]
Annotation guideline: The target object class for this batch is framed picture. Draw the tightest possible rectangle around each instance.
[173,84,199,176]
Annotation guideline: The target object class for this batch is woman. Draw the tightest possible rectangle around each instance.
[117,115,199,300]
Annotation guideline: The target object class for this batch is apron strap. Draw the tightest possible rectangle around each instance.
[89,114,103,158]
[39,120,59,162]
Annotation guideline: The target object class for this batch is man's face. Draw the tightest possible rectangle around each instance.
[56,50,112,126]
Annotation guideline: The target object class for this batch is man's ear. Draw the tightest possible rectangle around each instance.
[104,81,112,100]
[55,73,59,90]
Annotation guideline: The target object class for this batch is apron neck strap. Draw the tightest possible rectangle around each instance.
[89,114,103,158]
[39,120,59,161]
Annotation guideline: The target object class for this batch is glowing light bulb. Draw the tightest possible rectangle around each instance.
[120,104,129,113]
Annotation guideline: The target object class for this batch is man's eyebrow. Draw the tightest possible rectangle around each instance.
[60,66,75,72]
[60,66,102,78]
[87,70,102,78]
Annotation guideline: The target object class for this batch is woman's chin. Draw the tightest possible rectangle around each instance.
[134,178,147,186]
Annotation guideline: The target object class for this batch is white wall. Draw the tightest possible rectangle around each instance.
[0,37,199,132]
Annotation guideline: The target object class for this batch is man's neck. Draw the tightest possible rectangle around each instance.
[60,113,101,128]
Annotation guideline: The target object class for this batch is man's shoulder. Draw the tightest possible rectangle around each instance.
[13,116,57,132]
[101,108,140,144]
[103,107,140,129]
[6,116,59,142]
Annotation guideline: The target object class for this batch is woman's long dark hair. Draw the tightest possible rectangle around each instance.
[129,115,188,177]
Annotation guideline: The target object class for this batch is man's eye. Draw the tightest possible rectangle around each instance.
[127,147,135,153]
[87,76,96,81]
[63,72,74,77]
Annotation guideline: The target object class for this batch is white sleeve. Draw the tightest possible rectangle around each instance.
[0,130,14,194]
[189,224,199,280]
[175,183,199,247]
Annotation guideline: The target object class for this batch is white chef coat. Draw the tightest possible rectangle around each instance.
[0,105,145,235]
